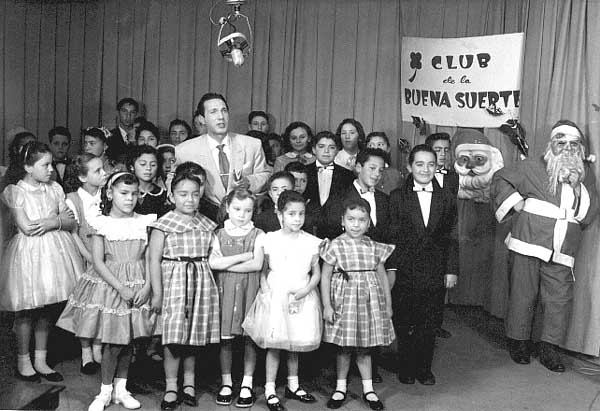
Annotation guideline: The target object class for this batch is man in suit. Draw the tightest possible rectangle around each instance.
[107,97,138,164]
[48,126,72,189]
[175,92,271,222]
[303,131,354,239]
[387,144,458,386]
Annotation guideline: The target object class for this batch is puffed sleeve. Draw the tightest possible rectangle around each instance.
[2,184,26,209]
[50,181,69,213]
[374,241,395,264]
[319,238,337,266]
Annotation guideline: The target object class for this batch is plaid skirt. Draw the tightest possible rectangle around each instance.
[323,270,395,347]
[158,258,220,346]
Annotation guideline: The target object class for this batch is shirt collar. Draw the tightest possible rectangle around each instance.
[353,179,375,194]
[224,219,255,233]
[413,181,434,192]
[315,160,334,169]
[207,134,231,151]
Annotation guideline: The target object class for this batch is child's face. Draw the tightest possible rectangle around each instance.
[342,207,370,238]
[25,153,53,184]
[367,136,390,153]
[340,123,359,151]
[289,127,309,153]
[109,182,139,215]
[356,156,385,188]
[133,153,158,183]
[312,137,339,165]
[408,151,436,185]
[268,139,282,159]
[161,152,176,175]
[50,134,70,161]
[268,177,293,205]
[250,115,269,133]
[81,157,108,188]
[170,179,202,215]
[137,130,158,147]
[278,201,305,232]
[169,125,189,145]
[431,139,451,168]
[226,197,254,227]
[290,171,308,194]
[84,135,105,157]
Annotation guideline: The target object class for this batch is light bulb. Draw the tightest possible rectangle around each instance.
[231,48,244,66]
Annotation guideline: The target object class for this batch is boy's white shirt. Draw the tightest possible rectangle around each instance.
[414,181,433,227]
[353,180,377,225]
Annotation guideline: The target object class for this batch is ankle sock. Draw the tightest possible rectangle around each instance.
[287,375,299,392]
[265,382,277,403]
[240,375,253,398]
[362,379,374,394]
[332,379,347,400]
[17,353,36,376]
[183,371,195,394]
[33,350,54,374]
[100,383,113,397]
[81,346,93,365]
[114,377,127,394]
[165,378,178,401]
[220,374,232,395]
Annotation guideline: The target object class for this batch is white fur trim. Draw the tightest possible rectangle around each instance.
[575,184,591,222]
[495,192,523,222]
[455,144,491,156]
[505,233,552,262]
[551,125,581,140]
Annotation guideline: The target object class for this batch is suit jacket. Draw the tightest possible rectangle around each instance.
[50,158,72,189]
[175,132,270,206]
[387,175,458,290]
[436,169,459,197]
[324,183,390,242]
[107,127,133,164]
[303,162,354,238]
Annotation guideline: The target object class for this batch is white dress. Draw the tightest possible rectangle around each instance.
[243,230,323,352]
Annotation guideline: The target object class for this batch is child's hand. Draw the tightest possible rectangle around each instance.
[291,288,310,301]
[133,285,151,307]
[323,305,335,324]
[118,286,135,304]
[444,274,458,289]
[151,294,162,314]
[29,219,55,235]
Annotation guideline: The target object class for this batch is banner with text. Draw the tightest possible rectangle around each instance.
[401,33,524,127]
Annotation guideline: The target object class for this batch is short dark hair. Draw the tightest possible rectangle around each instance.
[195,92,228,117]
[83,127,109,143]
[277,189,305,212]
[170,170,204,194]
[312,131,342,150]
[425,132,451,147]
[268,171,295,189]
[366,131,390,147]
[175,161,207,181]
[356,147,387,166]
[342,197,371,216]
[169,119,192,139]
[117,97,139,112]
[48,126,71,143]
[408,144,436,164]
[126,144,158,170]
[248,110,269,124]
[282,121,313,153]
[284,161,308,175]
[136,121,160,142]
[335,118,366,150]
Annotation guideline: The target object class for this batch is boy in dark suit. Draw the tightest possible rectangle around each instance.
[425,132,458,339]
[387,144,458,386]
[48,126,72,189]
[303,131,354,239]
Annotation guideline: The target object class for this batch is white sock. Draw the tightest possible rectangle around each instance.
[265,382,277,403]
[93,343,103,363]
[183,371,195,394]
[165,378,178,401]
[33,350,54,374]
[287,375,299,392]
[362,379,374,394]
[82,346,93,365]
[100,383,113,396]
[240,375,253,398]
[332,379,347,400]
[220,374,232,395]
[114,377,127,393]
[17,353,36,376]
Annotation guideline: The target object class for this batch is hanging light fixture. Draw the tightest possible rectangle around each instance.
[210,0,253,67]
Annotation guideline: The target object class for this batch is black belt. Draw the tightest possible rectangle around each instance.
[334,268,376,281]
[163,256,208,322]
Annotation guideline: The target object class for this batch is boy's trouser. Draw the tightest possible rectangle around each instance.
[505,252,574,345]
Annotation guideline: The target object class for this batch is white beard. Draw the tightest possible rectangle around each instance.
[454,147,504,203]
[543,144,585,196]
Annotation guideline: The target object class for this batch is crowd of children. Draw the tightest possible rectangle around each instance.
[0,117,458,411]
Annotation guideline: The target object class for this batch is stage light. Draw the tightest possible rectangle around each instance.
[210,0,253,67]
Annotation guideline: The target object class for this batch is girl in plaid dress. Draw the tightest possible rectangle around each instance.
[209,189,265,408]
[320,198,394,411]
[243,190,322,411]
[147,169,220,410]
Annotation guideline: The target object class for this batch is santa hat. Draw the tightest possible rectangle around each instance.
[453,129,491,155]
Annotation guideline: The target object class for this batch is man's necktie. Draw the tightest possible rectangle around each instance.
[413,186,433,192]
[217,144,230,190]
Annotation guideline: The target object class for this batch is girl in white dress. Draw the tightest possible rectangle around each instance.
[243,190,322,411]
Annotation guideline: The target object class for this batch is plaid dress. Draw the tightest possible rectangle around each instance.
[150,211,220,346]
[320,234,395,347]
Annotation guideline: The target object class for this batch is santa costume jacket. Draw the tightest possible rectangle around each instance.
[492,156,598,268]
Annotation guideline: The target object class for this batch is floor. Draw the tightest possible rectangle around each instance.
[2,306,600,411]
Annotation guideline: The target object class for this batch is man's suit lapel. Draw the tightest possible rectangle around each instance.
[229,133,245,182]
[198,136,226,201]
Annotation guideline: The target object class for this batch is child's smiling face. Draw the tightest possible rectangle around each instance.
[408,150,436,185]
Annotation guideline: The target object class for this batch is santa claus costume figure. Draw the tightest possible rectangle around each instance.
[492,120,598,372]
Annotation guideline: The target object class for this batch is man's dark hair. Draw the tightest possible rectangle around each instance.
[248,110,269,124]
[195,93,229,117]
[356,147,387,166]
[48,126,72,143]
[117,97,139,112]
[312,131,342,150]
[425,132,451,147]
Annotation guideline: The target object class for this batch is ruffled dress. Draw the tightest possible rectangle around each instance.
[320,234,395,347]
[243,230,323,352]
[0,181,84,311]
[56,213,157,345]
[213,220,264,338]
[149,211,220,346]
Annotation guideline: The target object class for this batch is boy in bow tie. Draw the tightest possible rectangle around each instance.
[425,132,459,196]
[387,144,458,386]
[49,126,72,189]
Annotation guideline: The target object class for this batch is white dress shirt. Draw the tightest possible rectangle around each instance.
[414,181,433,227]
[353,180,377,225]
[207,134,232,175]
[316,160,334,205]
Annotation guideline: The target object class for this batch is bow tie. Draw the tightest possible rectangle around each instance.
[359,187,375,194]
[54,160,68,165]
[436,168,448,175]
[413,185,433,192]
[318,164,334,172]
